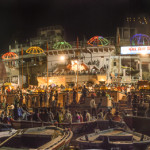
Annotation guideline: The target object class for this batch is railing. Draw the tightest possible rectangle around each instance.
[37,71,107,77]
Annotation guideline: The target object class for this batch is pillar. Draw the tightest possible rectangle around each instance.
[139,60,142,80]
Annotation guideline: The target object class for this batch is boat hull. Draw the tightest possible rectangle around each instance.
[11,120,97,134]
[0,126,73,150]
[76,128,150,150]
[124,115,150,136]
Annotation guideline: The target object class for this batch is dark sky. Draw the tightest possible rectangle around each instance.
[0,0,150,52]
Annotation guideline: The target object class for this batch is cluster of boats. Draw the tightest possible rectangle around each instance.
[0,119,150,150]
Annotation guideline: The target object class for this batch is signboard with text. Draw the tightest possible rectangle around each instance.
[121,46,150,55]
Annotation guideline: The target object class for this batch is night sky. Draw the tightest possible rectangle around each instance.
[0,0,150,52]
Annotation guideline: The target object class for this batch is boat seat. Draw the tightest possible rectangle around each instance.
[96,135,133,141]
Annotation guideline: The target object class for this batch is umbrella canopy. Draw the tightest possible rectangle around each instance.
[2,52,18,60]
[87,36,109,46]
[26,46,44,54]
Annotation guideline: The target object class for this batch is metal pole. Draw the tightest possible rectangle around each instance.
[21,48,23,89]
[27,62,29,86]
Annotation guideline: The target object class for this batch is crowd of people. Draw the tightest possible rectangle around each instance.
[0,103,122,125]
[1,82,150,126]
[127,92,150,117]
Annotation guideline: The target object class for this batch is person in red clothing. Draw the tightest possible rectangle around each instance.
[112,111,122,122]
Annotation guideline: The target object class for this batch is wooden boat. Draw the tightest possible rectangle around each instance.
[76,127,150,150]
[124,115,150,136]
[0,123,17,143]
[0,126,73,150]
[97,119,126,130]
[11,120,97,134]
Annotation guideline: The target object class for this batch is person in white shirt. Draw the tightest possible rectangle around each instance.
[90,98,97,117]
[86,111,91,121]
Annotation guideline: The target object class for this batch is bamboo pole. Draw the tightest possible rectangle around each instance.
[47,42,49,89]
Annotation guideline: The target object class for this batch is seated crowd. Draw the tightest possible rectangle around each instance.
[0,103,122,124]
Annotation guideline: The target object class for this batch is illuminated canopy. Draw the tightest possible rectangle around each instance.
[26,46,44,54]
[2,52,18,59]
[87,36,109,46]
[53,41,72,49]
[130,34,150,46]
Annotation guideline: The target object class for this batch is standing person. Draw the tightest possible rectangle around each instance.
[78,111,83,122]
[81,85,87,103]
[14,95,19,106]
[2,84,5,94]
[9,103,14,118]
[90,98,97,117]
[48,109,54,122]
[72,88,77,104]
[97,98,102,113]
[59,110,63,123]
[111,96,115,108]
[13,104,18,120]
[25,94,30,107]
[2,96,6,109]
[19,93,23,106]
[65,91,70,109]
[31,96,35,108]
[39,92,43,108]
[17,105,23,120]
[44,91,48,107]
[4,103,9,116]
[127,92,132,107]
[54,90,58,108]
[49,90,53,107]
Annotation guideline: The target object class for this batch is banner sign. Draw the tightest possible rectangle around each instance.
[121,46,150,55]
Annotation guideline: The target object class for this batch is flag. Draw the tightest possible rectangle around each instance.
[117,33,120,45]
[77,37,79,49]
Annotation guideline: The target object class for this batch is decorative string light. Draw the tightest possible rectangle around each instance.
[53,41,72,49]
[130,34,150,46]
[87,36,109,46]
[26,46,44,54]
[2,52,18,59]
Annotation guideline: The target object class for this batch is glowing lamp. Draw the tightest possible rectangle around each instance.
[60,56,65,61]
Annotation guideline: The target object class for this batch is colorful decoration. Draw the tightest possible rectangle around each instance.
[87,36,109,46]
[26,46,44,54]
[130,34,150,46]
[53,41,72,49]
[2,52,18,59]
